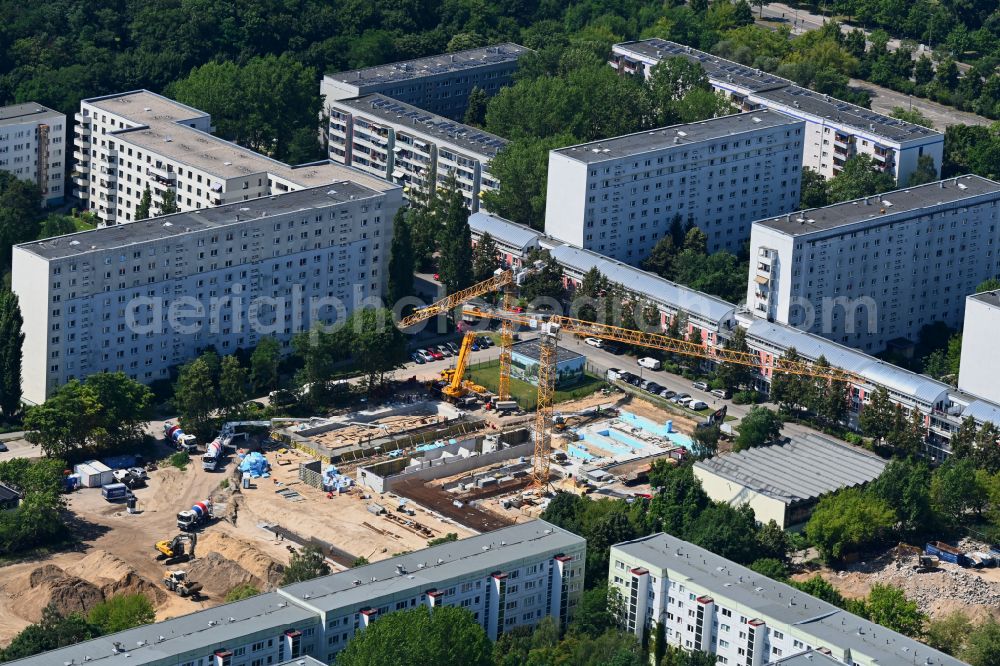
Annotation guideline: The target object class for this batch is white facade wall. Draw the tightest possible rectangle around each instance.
[958,291,1000,404]
[0,104,66,205]
[544,114,804,264]
[12,186,400,405]
[746,178,1000,354]
[692,466,788,527]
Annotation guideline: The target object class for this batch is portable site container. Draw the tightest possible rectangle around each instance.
[85,460,115,486]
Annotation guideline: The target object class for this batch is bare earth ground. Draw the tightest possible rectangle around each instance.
[0,445,472,646]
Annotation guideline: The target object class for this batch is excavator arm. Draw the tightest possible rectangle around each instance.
[441,332,479,399]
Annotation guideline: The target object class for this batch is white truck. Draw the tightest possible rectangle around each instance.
[164,423,198,453]
[202,439,223,471]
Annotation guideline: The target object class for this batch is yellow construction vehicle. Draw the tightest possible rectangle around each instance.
[163,570,203,599]
[440,332,489,401]
[154,533,197,565]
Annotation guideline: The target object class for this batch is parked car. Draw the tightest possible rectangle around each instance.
[584,337,603,348]
[692,381,709,391]
[417,349,435,362]
[645,383,664,394]
[689,400,708,410]
[427,348,444,361]
[477,336,494,348]
[671,393,690,404]
[604,342,624,355]
[606,368,623,381]
[436,345,452,358]
[411,352,426,365]
[0,442,7,452]
[677,397,695,407]
[446,342,460,354]
[618,371,637,384]
[640,379,655,391]
[659,389,676,399]
[710,388,730,399]
[638,357,662,370]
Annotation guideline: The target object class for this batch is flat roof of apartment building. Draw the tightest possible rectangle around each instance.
[325,43,530,84]
[754,174,1000,236]
[469,211,541,250]
[17,183,384,261]
[968,289,1000,308]
[694,433,887,505]
[612,39,940,143]
[614,533,964,666]
[5,592,316,666]
[84,90,391,192]
[0,101,63,126]
[614,38,792,93]
[553,110,798,163]
[333,94,508,158]
[755,84,938,143]
[279,520,582,614]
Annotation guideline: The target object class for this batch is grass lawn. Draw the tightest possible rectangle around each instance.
[466,360,608,409]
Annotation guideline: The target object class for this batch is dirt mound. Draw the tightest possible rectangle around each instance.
[198,531,284,587]
[186,552,260,594]
[65,550,167,606]
[8,564,104,621]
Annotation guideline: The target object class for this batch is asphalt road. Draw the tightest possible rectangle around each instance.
[849,78,991,129]
[0,436,42,462]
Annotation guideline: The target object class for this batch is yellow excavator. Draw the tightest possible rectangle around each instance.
[440,331,489,402]
[154,533,196,565]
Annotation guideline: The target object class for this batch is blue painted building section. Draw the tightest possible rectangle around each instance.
[510,339,585,388]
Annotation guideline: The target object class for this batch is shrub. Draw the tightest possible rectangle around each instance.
[169,452,190,470]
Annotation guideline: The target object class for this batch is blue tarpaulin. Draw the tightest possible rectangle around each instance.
[238,451,271,478]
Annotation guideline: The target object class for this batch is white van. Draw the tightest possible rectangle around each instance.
[637,357,662,370]
[689,400,708,411]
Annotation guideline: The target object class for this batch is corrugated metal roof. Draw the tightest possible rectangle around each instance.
[958,399,1000,424]
[694,433,887,505]
[469,212,541,250]
[746,320,948,405]
[548,245,735,327]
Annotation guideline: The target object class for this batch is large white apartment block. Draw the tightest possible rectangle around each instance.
[0,102,66,205]
[610,533,963,666]
[544,110,804,263]
[958,289,1000,405]
[73,90,390,227]
[746,174,1000,354]
[328,94,506,211]
[12,184,401,405]
[321,43,530,121]
[8,520,584,666]
[610,39,943,184]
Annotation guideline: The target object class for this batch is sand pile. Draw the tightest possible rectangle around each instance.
[6,564,104,621]
[186,552,260,594]
[65,550,166,606]
[198,532,284,587]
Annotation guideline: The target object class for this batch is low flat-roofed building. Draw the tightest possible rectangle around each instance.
[545,110,804,261]
[510,339,586,387]
[746,174,1000,354]
[610,39,944,184]
[321,44,530,121]
[693,432,888,528]
[609,532,964,666]
[328,94,506,210]
[0,102,67,205]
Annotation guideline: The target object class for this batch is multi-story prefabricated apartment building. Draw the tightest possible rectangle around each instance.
[12,184,401,405]
[320,43,530,121]
[328,94,506,211]
[0,102,66,205]
[544,110,804,263]
[609,533,962,666]
[73,90,390,226]
[609,39,944,184]
[8,520,584,666]
[746,174,1000,354]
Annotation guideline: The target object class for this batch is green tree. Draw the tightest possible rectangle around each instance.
[805,488,895,563]
[977,277,1000,293]
[224,583,261,602]
[218,355,249,414]
[0,290,24,416]
[907,154,939,186]
[481,134,575,230]
[281,545,331,585]
[351,556,370,567]
[426,532,458,547]
[641,235,676,278]
[250,337,281,394]
[756,518,791,561]
[827,155,896,203]
[0,604,100,661]
[36,214,77,239]
[948,415,979,459]
[963,618,1000,666]
[518,249,566,303]
[870,457,935,537]
[136,184,152,220]
[471,231,500,283]
[691,424,721,458]
[337,606,492,666]
[749,557,788,580]
[800,167,829,208]
[647,57,711,126]
[83,372,153,450]
[569,585,616,638]
[734,407,783,452]
[463,86,489,126]
[387,207,416,307]
[925,611,972,656]
[173,356,219,434]
[859,584,926,638]
[87,594,156,634]
[769,347,805,412]
[716,326,753,392]
[687,502,762,564]
[790,575,846,607]
[931,457,988,524]
[156,188,179,216]
[890,106,934,129]
[340,308,407,392]
[0,173,44,272]
[859,386,894,445]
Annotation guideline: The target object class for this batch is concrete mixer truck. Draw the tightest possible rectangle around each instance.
[202,438,223,471]
[177,499,213,532]
[163,423,198,453]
